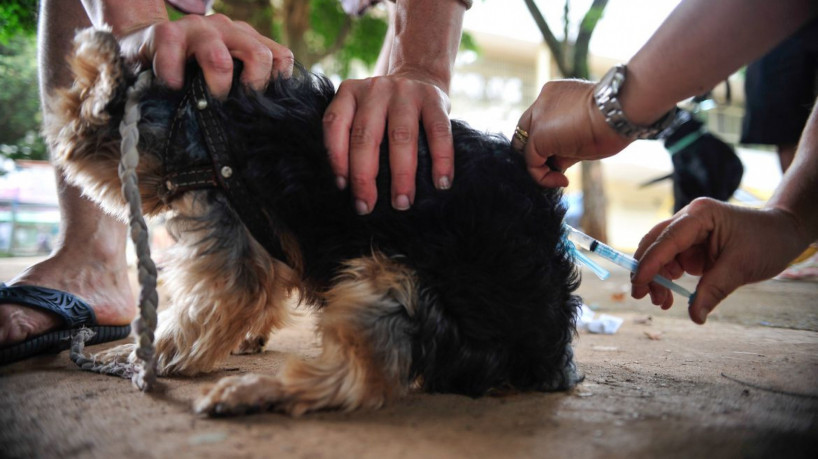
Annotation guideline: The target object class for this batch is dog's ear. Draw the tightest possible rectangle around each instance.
[68,27,127,126]
[44,27,129,164]
[42,27,141,219]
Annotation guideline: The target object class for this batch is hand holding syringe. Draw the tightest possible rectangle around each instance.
[565,225,694,300]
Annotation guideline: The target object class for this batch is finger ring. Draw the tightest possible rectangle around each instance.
[514,126,529,144]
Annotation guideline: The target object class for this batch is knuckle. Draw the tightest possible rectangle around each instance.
[687,197,716,213]
[427,120,452,138]
[204,49,233,72]
[179,13,205,26]
[391,170,415,186]
[322,110,339,126]
[326,148,344,163]
[389,126,414,145]
[337,79,362,95]
[349,174,374,191]
[701,283,729,303]
[432,148,454,162]
[153,22,184,44]
[207,13,232,26]
[350,126,374,147]
[368,76,391,91]
[248,46,274,67]
[276,48,295,65]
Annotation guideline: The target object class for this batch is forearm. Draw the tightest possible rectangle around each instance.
[80,0,168,37]
[767,103,818,243]
[373,1,395,76]
[622,0,817,125]
[388,0,466,93]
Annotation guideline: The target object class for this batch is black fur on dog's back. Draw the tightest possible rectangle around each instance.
[138,64,581,396]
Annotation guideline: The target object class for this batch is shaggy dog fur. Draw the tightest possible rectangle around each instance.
[46,28,583,416]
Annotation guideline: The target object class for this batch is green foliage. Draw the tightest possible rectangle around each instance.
[328,11,388,77]
[305,0,387,77]
[0,0,38,44]
[459,31,479,53]
[0,34,47,161]
[579,5,604,33]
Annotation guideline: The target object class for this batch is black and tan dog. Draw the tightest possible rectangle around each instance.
[47,28,582,416]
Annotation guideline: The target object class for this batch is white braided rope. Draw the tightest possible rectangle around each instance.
[70,70,160,392]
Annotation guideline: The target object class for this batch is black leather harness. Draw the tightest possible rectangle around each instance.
[157,69,289,264]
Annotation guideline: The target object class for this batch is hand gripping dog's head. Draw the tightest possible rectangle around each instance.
[47,28,584,416]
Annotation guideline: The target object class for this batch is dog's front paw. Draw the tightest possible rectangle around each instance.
[91,342,136,366]
[232,333,268,355]
[194,374,284,417]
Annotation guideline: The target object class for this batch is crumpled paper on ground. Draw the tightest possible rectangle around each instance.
[576,304,624,334]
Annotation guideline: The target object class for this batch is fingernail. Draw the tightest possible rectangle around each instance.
[355,200,369,215]
[393,194,411,211]
[438,176,451,190]
[335,176,347,190]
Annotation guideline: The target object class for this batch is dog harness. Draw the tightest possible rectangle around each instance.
[158,68,290,264]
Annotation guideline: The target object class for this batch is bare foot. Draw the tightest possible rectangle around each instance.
[0,244,136,348]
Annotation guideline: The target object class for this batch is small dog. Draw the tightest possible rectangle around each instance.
[46,28,582,416]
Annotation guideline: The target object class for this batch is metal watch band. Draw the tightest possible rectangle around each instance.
[593,64,677,140]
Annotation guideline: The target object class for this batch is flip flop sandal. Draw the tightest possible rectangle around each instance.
[0,283,131,365]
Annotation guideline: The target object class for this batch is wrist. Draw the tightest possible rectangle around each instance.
[388,0,472,10]
[764,206,816,256]
[618,62,679,126]
[81,0,168,37]
[389,0,464,94]
[593,64,677,140]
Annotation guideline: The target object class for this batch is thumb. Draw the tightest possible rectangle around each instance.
[688,261,742,324]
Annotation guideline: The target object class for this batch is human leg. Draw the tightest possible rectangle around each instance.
[0,0,136,352]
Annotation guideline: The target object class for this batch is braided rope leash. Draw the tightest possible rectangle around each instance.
[70,70,160,391]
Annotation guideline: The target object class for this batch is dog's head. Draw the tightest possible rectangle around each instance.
[45,28,335,223]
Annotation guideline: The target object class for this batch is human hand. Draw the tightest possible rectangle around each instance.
[323,72,454,215]
[631,198,811,324]
[513,80,631,188]
[117,14,294,99]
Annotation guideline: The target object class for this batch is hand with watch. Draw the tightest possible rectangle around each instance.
[513,64,678,188]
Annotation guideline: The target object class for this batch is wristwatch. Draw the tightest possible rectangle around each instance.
[593,64,677,140]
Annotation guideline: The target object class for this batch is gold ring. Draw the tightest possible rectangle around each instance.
[514,125,529,144]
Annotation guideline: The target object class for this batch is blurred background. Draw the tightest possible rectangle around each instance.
[0,0,782,259]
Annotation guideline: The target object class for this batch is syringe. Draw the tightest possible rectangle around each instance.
[565,225,694,300]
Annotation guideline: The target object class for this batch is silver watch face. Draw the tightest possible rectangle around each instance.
[596,64,625,98]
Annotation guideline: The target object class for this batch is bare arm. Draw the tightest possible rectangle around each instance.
[518,0,818,187]
[623,0,818,124]
[766,102,818,242]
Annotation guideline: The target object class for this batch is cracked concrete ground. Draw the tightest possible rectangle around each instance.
[1,257,816,458]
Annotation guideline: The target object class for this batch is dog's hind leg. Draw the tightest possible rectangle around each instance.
[195,253,418,416]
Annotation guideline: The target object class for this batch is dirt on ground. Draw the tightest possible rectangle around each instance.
[1,258,817,458]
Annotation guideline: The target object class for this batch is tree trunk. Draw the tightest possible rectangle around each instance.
[214,0,274,37]
[580,161,607,242]
[523,0,610,243]
[281,0,310,65]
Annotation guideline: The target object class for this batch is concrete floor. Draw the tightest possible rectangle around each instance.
[1,257,817,458]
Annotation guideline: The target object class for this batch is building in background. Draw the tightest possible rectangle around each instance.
[0,160,60,256]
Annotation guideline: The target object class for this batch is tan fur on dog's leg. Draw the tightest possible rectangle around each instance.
[195,254,418,416]
[154,193,293,375]
[90,192,293,376]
